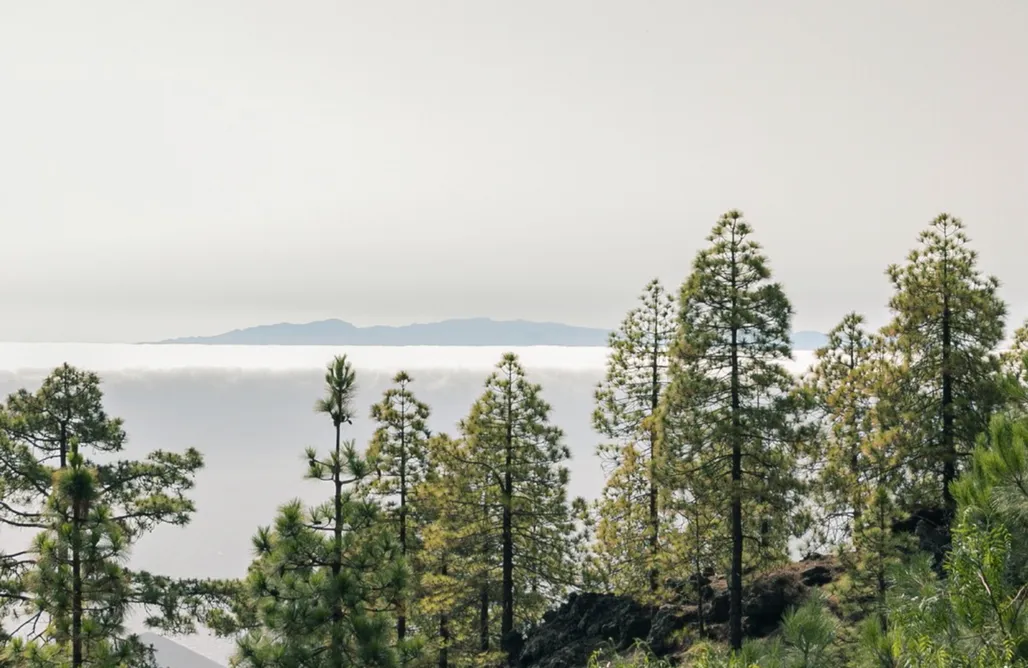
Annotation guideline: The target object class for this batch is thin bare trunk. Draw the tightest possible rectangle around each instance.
[729,242,744,651]
[331,420,344,668]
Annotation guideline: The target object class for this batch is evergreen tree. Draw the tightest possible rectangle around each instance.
[799,312,874,547]
[585,446,655,595]
[661,210,803,651]
[417,433,497,668]
[592,278,677,596]
[456,354,580,659]
[367,371,433,651]
[840,336,911,624]
[231,355,404,668]
[885,214,1006,515]
[878,413,1028,666]
[800,320,913,624]
[0,364,228,666]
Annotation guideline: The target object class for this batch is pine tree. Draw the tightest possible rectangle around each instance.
[586,446,655,595]
[661,210,803,651]
[880,413,1028,665]
[799,312,874,546]
[885,213,1007,515]
[839,336,912,623]
[0,364,231,666]
[367,371,433,651]
[231,355,404,668]
[29,441,142,665]
[424,426,503,664]
[454,353,580,660]
[592,278,677,596]
[417,433,496,668]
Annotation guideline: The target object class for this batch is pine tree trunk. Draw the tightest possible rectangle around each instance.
[71,499,84,667]
[501,380,515,640]
[876,502,888,630]
[331,420,344,668]
[851,450,862,528]
[729,249,744,652]
[398,412,408,644]
[66,426,83,667]
[694,515,705,635]
[941,288,955,515]
[647,432,659,594]
[648,313,660,594]
[439,559,450,668]
[480,486,490,654]
[501,502,513,636]
[479,581,490,653]
[848,349,863,530]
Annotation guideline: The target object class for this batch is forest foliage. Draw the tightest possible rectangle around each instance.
[4,211,1028,667]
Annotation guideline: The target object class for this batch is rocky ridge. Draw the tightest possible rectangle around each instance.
[511,557,844,668]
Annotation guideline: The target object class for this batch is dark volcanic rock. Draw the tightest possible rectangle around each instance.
[800,564,834,587]
[709,590,730,624]
[646,605,697,654]
[518,592,655,668]
[504,631,526,664]
[515,559,843,668]
[743,568,808,636]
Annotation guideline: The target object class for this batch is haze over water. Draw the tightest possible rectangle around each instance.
[0,343,817,663]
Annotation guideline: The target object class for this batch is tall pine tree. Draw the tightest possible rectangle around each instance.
[661,210,802,650]
[832,335,912,624]
[417,432,496,668]
[231,355,404,668]
[367,371,433,650]
[885,214,1006,515]
[592,278,677,596]
[454,354,579,661]
[799,312,874,547]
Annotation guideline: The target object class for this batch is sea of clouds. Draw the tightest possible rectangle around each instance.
[0,343,816,663]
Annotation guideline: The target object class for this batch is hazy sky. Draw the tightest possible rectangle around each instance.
[1,1,1026,342]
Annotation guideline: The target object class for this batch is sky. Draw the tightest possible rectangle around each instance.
[1,1,1026,343]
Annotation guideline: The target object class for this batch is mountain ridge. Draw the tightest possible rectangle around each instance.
[153,318,829,350]
[153,317,610,347]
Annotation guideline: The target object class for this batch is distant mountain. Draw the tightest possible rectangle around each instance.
[791,330,829,350]
[155,318,828,350]
[155,318,611,347]
[139,632,224,668]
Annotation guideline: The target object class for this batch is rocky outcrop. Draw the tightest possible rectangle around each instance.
[514,558,843,668]
[516,592,655,668]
